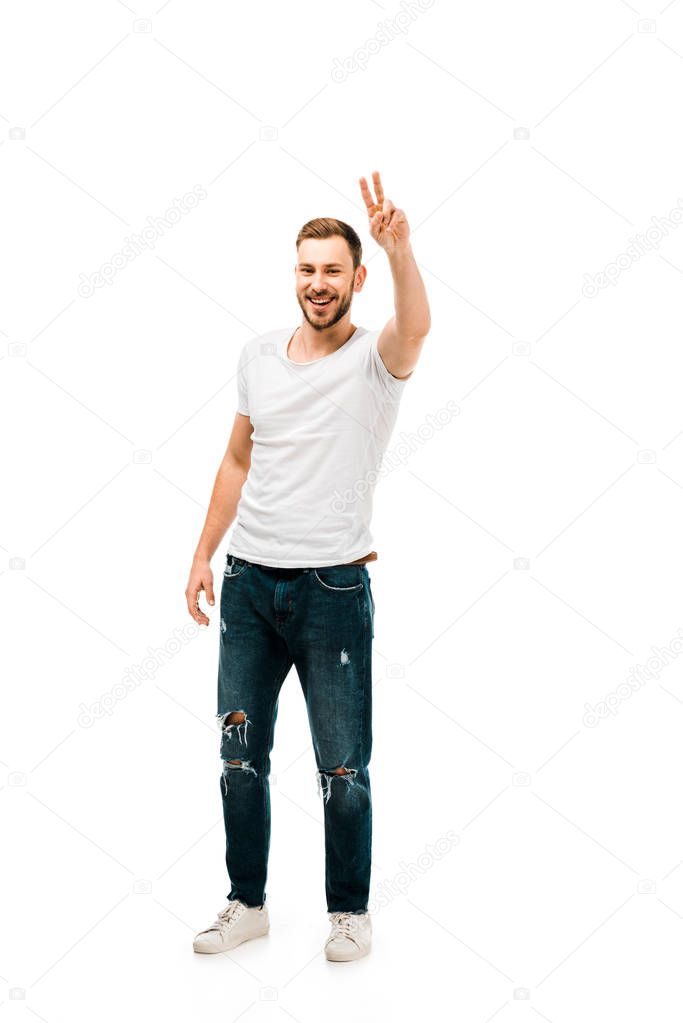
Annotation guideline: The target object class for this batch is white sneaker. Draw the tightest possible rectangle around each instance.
[324,911,372,961]
[193,899,269,953]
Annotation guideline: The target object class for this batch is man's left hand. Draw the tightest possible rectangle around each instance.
[359,170,410,255]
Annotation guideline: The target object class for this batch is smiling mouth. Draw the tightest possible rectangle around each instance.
[308,296,335,308]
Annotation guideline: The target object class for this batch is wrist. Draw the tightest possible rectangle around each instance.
[386,241,414,262]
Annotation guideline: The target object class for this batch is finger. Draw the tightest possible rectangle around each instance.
[195,599,210,625]
[360,176,379,216]
[386,201,402,224]
[359,176,379,217]
[206,578,215,606]
[187,585,209,625]
[195,609,209,626]
[372,171,384,210]
[381,199,396,224]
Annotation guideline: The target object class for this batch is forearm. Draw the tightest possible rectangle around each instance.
[193,457,248,562]
[387,243,431,338]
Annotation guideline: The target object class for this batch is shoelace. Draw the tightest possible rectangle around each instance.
[328,912,364,945]
[205,901,245,935]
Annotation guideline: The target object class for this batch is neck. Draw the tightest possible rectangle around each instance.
[290,320,356,359]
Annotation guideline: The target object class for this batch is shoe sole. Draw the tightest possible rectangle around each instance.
[324,944,371,962]
[193,923,270,954]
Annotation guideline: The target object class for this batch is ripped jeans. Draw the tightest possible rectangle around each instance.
[216,553,375,915]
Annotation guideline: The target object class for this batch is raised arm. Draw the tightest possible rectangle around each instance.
[359,170,431,380]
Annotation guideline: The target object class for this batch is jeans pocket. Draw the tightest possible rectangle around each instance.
[313,565,364,592]
[224,554,249,579]
[367,577,375,637]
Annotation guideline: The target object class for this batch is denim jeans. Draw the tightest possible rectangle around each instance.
[217,553,375,914]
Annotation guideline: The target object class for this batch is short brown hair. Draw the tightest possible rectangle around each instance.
[296,218,362,272]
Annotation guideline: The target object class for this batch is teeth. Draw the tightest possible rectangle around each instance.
[310,297,332,304]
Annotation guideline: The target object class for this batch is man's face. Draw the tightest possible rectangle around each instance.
[295,237,362,331]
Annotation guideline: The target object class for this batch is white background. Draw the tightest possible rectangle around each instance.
[3,0,683,1018]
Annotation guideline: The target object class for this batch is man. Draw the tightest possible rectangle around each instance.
[185,171,430,962]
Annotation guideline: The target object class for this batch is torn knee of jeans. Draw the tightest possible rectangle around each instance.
[216,710,251,746]
[221,757,258,793]
[316,765,358,803]
[223,757,256,773]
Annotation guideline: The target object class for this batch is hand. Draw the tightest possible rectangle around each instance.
[359,170,410,254]
[186,557,214,626]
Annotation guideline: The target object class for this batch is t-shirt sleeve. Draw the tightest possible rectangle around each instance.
[365,329,414,401]
[236,343,250,416]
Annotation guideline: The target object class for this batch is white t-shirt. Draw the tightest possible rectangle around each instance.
[228,325,412,568]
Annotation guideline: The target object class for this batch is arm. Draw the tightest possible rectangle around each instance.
[379,245,431,379]
[185,412,253,625]
[359,171,431,380]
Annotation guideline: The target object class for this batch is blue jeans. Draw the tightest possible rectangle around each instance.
[217,553,375,914]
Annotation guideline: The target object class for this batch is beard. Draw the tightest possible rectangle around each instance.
[297,282,354,331]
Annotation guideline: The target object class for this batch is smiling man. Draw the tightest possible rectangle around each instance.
[186,171,431,962]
